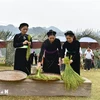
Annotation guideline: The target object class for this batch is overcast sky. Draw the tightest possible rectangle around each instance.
[0,0,100,31]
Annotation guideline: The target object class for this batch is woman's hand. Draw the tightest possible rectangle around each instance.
[28,42,31,46]
[62,58,64,64]
[62,58,73,64]
[70,60,73,64]
[37,62,42,69]
[58,57,62,66]
[23,40,28,45]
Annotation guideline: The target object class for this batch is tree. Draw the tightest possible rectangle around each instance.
[75,29,100,44]
[0,31,15,66]
[0,30,14,41]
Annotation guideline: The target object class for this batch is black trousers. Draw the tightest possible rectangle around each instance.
[84,59,92,70]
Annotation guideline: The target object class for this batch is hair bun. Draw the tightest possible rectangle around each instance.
[64,31,76,40]
[64,31,74,36]
[19,23,29,30]
[47,30,56,36]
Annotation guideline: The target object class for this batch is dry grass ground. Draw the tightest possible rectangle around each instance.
[0,66,100,100]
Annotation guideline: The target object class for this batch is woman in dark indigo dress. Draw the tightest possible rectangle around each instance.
[13,23,32,75]
[62,31,80,75]
[38,30,61,74]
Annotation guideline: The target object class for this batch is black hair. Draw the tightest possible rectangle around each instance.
[47,30,56,37]
[64,31,76,40]
[19,23,29,30]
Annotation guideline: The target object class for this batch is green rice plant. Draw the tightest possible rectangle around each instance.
[62,57,84,90]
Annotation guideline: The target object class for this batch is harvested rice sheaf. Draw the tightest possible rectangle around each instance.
[28,68,61,81]
[62,57,84,90]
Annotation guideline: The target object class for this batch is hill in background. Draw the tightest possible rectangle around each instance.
[0,24,63,36]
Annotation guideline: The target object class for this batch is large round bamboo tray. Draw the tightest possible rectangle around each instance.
[0,70,27,82]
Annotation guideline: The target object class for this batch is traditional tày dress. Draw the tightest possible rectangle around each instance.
[13,33,32,75]
[39,38,61,74]
[62,40,80,75]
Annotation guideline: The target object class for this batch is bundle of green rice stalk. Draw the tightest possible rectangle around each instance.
[62,57,84,90]
[28,68,61,81]
[26,35,31,61]
[28,68,48,80]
